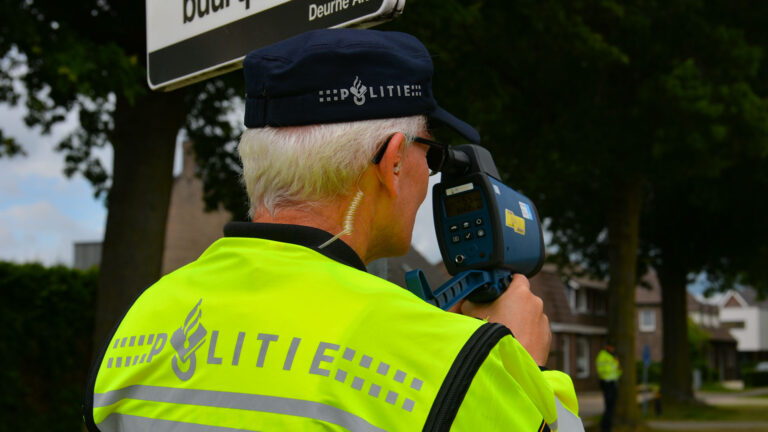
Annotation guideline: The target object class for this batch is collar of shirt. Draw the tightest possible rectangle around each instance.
[223,221,367,272]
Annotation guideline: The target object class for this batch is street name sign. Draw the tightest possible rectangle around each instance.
[146,0,405,91]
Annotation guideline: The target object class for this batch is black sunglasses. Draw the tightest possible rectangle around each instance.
[372,134,448,176]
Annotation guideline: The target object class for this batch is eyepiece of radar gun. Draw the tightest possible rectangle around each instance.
[404,144,545,311]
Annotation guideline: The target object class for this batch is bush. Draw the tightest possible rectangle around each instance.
[0,261,98,431]
[636,360,662,384]
[743,369,768,388]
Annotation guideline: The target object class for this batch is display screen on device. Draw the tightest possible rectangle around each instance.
[445,190,484,217]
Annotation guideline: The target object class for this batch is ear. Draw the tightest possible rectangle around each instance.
[375,132,406,199]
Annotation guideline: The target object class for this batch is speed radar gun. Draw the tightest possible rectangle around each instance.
[405,145,545,310]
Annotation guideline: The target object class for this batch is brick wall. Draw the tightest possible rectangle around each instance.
[162,142,232,275]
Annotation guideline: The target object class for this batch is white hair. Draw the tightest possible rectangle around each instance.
[239,115,427,217]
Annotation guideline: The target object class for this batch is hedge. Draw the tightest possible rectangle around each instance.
[0,261,97,431]
[743,369,768,388]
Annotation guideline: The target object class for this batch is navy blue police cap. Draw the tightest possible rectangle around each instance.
[243,28,480,143]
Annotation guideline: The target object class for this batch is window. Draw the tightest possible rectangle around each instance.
[566,283,577,311]
[722,321,745,330]
[690,311,702,326]
[639,309,656,332]
[562,336,571,375]
[575,289,588,313]
[594,293,606,316]
[575,337,590,378]
[703,311,712,327]
[565,281,589,314]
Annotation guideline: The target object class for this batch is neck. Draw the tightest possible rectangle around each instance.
[252,194,377,265]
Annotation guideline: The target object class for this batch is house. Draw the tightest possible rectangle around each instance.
[718,288,768,364]
[689,294,739,381]
[635,270,663,363]
[634,270,739,381]
[531,264,608,391]
[73,241,102,270]
[161,141,231,274]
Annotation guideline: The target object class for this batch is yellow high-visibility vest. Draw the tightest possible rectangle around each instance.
[596,349,621,381]
[85,224,582,431]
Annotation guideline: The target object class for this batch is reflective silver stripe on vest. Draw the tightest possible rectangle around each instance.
[94,385,387,432]
[553,396,585,432]
[100,413,255,431]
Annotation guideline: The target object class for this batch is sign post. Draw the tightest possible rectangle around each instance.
[642,344,651,416]
[147,0,405,91]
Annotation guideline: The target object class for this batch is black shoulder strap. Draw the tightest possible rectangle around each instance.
[422,322,511,431]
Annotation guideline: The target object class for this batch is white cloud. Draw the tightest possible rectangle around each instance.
[411,174,442,264]
[0,200,103,266]
[0,105,72,177]
[0,89,113,182]
[0,92,109,268]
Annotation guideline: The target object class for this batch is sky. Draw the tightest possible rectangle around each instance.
[0,102,109,266]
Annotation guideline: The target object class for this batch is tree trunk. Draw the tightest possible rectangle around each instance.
[92,90,188,351]
[658,263,695,407]
[607,176,645,431]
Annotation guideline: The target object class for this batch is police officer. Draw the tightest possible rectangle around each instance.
[85,29,583,431]
[596,342,622,432]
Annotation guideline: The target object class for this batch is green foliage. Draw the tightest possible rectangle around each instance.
[0,0,148,195]
[0,0,245,211]
[384,0,768,291]
[0,261,98,431]
[655,403,768,422]
[688,319,710,372]
[0,0,245,358]
[185,77,250,220]
[0,129,25,158]
[636,360,662,384]
[742,369,768,388]
[686,319,722,383]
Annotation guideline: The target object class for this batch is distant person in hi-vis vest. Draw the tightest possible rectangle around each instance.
[596,342,622,432]
[84,29,584,431]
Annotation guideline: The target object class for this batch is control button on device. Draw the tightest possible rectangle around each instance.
[475,217,483,226]
[452,235,461,243]
[477,229,486,238]
[449,224,459,232]
[464,232,473,241]
[462,221,471,229]
[455,255,465,264]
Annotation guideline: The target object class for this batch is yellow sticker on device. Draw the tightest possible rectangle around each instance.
[506,209,526,235]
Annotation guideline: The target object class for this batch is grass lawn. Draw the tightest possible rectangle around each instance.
[698,382,743,392]
[583,403,768,432]
[655,403,768,422]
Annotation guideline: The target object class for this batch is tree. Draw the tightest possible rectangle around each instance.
[643,156,768,406]
[386,1,647,428]
[634,0,768,408]
[388,0,768,428]
[1,131,25,157]
[0,261,98,430]
[0,0,245,351]
[6,2,765,430]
